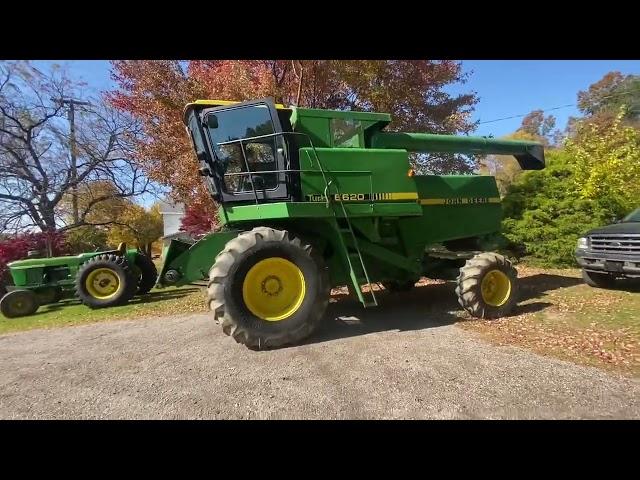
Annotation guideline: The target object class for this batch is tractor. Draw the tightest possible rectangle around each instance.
[0,243,157,318]
[156,98,545,349]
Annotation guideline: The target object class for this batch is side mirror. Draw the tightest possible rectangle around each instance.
[206,115,219,129]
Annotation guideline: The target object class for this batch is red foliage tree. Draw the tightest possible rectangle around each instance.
[0,231,68,286]
[107,60,479,209]
[179,205,216,237]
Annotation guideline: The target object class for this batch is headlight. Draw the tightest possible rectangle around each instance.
[577,237,589,249]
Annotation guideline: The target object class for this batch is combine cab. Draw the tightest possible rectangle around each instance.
[157,98,545,349]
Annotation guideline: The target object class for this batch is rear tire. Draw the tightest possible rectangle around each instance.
[1,290,39,318]
[135,253,158,294]
[582,269,616,288]
[207,227,330,349]
[456,252,518,319]
[75,254,137,309]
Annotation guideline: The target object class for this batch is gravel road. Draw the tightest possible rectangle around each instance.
[1,286,639,419]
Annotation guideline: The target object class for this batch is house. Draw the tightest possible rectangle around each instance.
[157,200,188,255]
[157,200,185,237]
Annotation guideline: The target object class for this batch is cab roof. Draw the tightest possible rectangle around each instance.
[182,99,289,124]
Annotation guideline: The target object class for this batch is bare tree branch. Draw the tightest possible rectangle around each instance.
[0,60,153,235]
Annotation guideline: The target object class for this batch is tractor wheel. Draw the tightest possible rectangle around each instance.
[207,227,330,350]
[75,254,137,309]
[382,280,416,293]
[1,290,39,318]
[582,269,616,289]
[135,253,158,294]
[456,252,518,319]
[36,287,63,305]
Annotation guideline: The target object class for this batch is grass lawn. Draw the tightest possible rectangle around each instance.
[0,284,208,335]
[460,266,640,377]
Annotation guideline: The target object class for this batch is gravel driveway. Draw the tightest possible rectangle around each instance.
[1,286,639,419]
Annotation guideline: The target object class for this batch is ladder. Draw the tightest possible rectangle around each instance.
[322,184,378,308]
[303,141,378,308]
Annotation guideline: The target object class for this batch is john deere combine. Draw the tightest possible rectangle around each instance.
[157,98,545,349]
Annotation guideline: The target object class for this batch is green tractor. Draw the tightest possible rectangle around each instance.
[157,98,545,349]
[0,243,157,318]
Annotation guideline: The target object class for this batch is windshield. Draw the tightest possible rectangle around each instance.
[204,103,279,194]
[623,208,640,222]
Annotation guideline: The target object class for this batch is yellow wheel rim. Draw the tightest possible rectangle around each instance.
[242,257,306,321]
[480,269,512,307]
[85,268,121,300]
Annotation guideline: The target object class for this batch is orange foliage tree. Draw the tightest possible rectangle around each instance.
[107,60,479,221]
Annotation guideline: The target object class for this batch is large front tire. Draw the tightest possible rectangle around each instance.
[207,227,330,349]
[456,252,518,319]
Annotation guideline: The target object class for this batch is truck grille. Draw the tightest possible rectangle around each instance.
[589,234,640,254]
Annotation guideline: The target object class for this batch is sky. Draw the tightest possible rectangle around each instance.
[32,59,640,138]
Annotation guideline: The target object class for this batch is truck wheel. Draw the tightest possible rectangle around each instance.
[207,227,330,349]
[75,254,137,309]
[1,290,39,318]
[582,269,616,288]
[135,253,158,294]
[456,252,518,319]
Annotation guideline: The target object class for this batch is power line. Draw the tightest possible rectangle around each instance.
[477,87,640,125]
[478,104,575,125]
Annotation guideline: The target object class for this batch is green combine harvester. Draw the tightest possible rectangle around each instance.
[154,98,545,349]
[1,97,544,349]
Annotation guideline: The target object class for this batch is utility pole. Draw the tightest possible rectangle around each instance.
[53,97,91,224]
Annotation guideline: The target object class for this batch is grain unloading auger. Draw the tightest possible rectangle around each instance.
[158,98,544,349]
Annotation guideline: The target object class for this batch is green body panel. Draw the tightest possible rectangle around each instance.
[157,231,239,287]
[168,99,546,301]
[6,248,139,292]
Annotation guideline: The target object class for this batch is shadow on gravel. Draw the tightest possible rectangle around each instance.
[128,287,201,305]
[518,273,582,301]
[307,282,462,345]
[306,271,587,346]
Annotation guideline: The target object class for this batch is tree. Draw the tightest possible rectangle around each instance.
[564,107,640,216]
[577,71,640,124]
[0,61,151,235]
[106,203,163,257]
[107,60,479,209]
[179,205,216,237]
[479,131,540,195]
[0,230,68,282]
[501,150,617,266]
[515,110,557,146]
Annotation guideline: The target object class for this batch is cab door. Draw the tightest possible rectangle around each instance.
[201,99,290,204]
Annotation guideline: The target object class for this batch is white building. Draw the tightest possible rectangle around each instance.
[157,200,185,237]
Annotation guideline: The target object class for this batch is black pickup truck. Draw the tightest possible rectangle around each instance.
[575,208,640,287]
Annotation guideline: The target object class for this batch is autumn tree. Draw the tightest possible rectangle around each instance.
[564,107,640,216]
[107,60,479,212]
[480,113,556,195]
[179,204,216,237]
[0,61,151,235]
[577,71,640,125]
[106,203,163,256]
[515,110,557,146]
